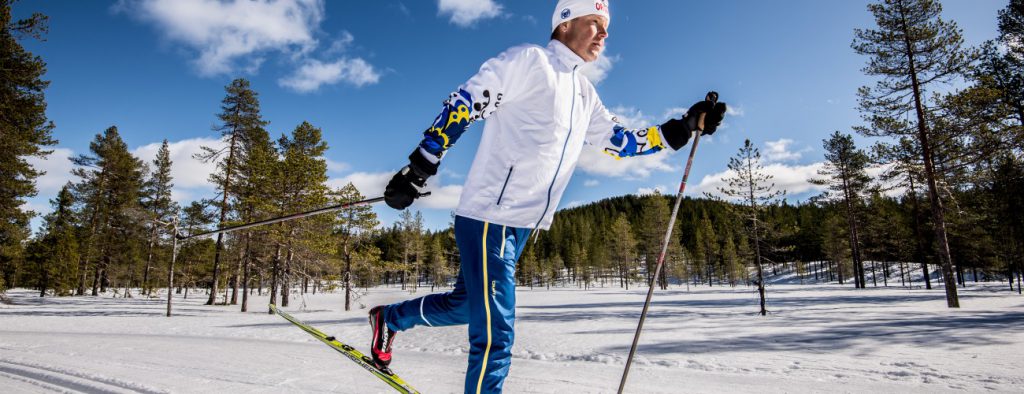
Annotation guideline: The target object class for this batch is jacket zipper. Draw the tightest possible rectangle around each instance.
[534,65,578,230]
[496,165,514,205]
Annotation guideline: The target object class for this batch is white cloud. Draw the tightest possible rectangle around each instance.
[564,200,585,209]
[418,184,463,210]
[579,53,617,85]
[609,105,655,127]
[440,167,464,180]
[726,105,745,117]
[763,139,806,163]
[132,137,223,205]
[694,162,825,201]
[866,163,906,198]
[636,185,667,196]
[279,57,381,93]
[19,199,51,218]
[583,179,599,187]
[437,0,503,27]
[325,158,350,174]
[662,107,688,120]
[577,106,678,179]
[26,148,77,196]
[327,171,391,198]
[694,139,824,201]
[323,31,355,57]
[119,0,325,76]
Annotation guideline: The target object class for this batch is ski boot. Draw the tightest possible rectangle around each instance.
[368,306,396,372]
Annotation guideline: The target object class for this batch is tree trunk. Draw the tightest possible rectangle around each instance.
[207,230,227,305]
[282,239,293,308]
[907,176,932,290]
[92,253,106,296]
[38,259,47,297]
[842,181,865,289]
[241,233,252,312]
[206,130,240,305]
[871,261,877,287]
[231,243,243,305]
[899,4,958,307]
[143,224,157,297]
[269,243,281,314]
[344,257,352,311]
[900,261,906,287]
[77,255,89,296]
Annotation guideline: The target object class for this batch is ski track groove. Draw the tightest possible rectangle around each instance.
[0,359,168,394]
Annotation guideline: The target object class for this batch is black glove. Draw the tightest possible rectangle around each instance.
[659,91,728,150]
[384,150,439,210]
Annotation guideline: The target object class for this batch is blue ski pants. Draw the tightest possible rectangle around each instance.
[383,215,531,394]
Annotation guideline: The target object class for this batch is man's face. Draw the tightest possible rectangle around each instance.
[558,14,609,62]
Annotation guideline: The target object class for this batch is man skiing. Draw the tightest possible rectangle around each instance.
[370,0,727,392]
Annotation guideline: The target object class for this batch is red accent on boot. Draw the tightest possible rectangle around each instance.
[369,306,395,367]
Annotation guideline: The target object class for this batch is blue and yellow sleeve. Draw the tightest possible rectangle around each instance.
[602,125,669,159]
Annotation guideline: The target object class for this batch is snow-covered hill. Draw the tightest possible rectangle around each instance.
[1,283,1022,393]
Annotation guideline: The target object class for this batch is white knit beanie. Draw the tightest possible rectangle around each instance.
[552,0,610,32]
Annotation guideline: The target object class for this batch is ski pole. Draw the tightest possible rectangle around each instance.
[618,99,713,393]
[177,192,430,241]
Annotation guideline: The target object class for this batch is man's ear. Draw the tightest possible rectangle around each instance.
[552,21,570,40]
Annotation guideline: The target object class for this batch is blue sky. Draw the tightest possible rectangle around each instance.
[17,0,1006,232]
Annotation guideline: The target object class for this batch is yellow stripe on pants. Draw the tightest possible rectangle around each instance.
[476,222,493,394]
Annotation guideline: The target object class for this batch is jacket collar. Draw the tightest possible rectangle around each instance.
[547,39,585,70]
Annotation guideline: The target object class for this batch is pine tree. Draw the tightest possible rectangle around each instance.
[873,137,937,289]
[717,139,784,316]
[852,0,974,307]
[721,228,740,287]
[974,0,1024,292]
[736,233,753,285]
[397,210,424,291]
[33,184,78,296]
[822,210,852,284]
[177,202,216,300]
[811,131,872,288]
[269,121,331,307]
[426,235,449,291]
[976,0,1023,134]
[1,1,56,291]
[334,182,379,311]
[664,222,687,289]
[140,140,177,297]
[71,126,146,296]
[695,212,719,287]
[195,78,268,305]
[609,213,637,289]
[637,194,670,287]
[233,122,275,311]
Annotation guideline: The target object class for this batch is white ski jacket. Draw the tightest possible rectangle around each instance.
[416,40,673,230]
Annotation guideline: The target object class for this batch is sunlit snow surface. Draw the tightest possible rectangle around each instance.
[1,281,1022,393]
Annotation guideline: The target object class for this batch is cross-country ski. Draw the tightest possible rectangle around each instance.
[271,304,420,394]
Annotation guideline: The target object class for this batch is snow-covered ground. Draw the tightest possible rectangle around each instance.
[1,282,1022,393]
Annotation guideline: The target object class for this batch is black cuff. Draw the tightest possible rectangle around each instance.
[659,118,692,151]
[407,149,439,179]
